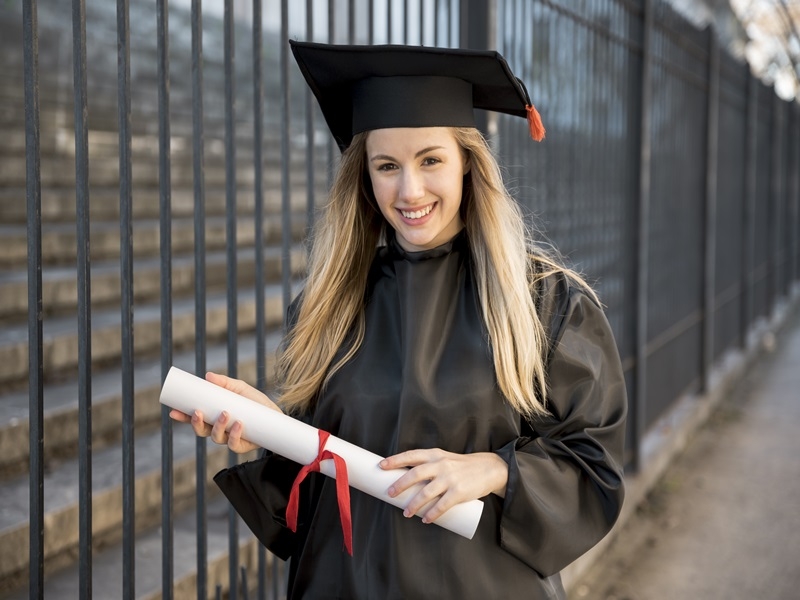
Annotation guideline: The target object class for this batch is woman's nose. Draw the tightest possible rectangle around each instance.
[399,169,425,202]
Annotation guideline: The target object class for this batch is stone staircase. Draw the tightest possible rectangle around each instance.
[0,1,327,597]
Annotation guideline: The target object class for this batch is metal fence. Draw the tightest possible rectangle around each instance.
[12,0,800,598]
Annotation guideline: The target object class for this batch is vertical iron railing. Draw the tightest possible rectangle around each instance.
[116,0,136,597]
[701,26,720,392]
[742,69,758,347]
[251,1,268,597]
[635,0,654,472]
[70,0,93,597]
[191,0,208,598]
[280,0,292,313]
[305,0,316,232]
[157,0,175,597]
[23,0,44,597]
[223,1,239,598]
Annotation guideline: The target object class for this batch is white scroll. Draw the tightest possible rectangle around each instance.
[159,366,483,540]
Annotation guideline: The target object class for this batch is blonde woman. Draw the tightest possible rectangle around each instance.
[171,42,627,600]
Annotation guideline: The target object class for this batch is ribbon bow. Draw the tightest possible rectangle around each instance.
[286,429,353,555]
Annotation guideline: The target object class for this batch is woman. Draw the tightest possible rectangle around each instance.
[172,41,627,599]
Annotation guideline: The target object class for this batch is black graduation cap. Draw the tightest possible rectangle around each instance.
[289,40,545,151]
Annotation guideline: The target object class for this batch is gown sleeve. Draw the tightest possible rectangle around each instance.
[494,273,627,577]
[212,293,308,560]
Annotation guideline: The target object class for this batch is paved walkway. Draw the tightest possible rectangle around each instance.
[569,306,800,600]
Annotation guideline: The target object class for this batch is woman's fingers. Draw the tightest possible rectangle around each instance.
[382,450,509,523]
[170,372,277,454]
[226,420,253,453]
[168,409,214,436]
[210,411,231,444]
[205,371,281,412]
[169,409,191,423]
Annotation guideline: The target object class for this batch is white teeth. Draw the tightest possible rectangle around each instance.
[400,204,433,220]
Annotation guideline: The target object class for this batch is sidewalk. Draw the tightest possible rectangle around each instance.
[568,305,800,600]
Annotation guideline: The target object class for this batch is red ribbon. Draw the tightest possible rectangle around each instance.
[286,430,353,556]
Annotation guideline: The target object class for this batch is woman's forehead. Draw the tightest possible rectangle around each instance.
[365,127,460,150]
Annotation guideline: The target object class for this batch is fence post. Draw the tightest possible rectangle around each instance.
[793,104,800,285]
[741,69,757,347]
[156,0,174,596]
[459,0,495,135]
[116,0,136,596]
[23,0,45,596]
[632,0,654,472]
[701,26,719,393]
[771,95,783,310]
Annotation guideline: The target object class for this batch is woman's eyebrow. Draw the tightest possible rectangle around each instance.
[369,146,445,162]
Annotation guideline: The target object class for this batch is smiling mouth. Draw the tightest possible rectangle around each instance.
[399,203,435,220]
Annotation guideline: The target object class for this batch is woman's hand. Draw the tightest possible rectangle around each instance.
[168,371,282,454]
[380,449,509,524]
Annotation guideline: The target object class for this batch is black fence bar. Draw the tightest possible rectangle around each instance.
[157,0,175,597]
[434,0,439,44]
[701,26,720,391]
[223,0,239,597]
[420,0,425,45]
[70,0,93,597]
[252,1,267,596]
[742,69,757,345]
[328,0,335,186]
[115,0,136,597]
[388,0,393,42]
[368,0,374,44]
[794,107,800,283]
[634,0,654,471]
[281,0,292,313]
[306,0,316,233]
[190,0,208,598]
[23,0,44,597]
[771,95,783,308]
[349,0,355,43]
[274,0,294,574]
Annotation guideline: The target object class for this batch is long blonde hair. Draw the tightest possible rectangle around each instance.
[277,127,590,417]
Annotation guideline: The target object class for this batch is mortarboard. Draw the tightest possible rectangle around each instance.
[289,40,545,151]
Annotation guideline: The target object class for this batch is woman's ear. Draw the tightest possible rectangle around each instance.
[463,152,471,175]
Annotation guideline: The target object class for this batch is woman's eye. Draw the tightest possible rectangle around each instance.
[376,163,397,172]
[421,157,441,166]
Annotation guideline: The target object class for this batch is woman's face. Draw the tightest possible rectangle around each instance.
[365,127,469,252]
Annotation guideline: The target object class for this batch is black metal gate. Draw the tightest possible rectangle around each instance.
[10,0,800,598]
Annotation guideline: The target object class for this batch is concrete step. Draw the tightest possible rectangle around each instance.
[0,151,292,189]
[2,495,287,600]
[0,423,261,595]
[0,178,329,224]
[0,212,309,267]
[0,328,287,478]
[0,244,307,321]
[0,117,291,160]
[0,278,296,386]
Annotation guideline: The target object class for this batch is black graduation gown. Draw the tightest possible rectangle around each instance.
[215,231,627,600]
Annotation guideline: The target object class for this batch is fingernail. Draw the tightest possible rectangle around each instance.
[403,509,411,518]
[387,486,395,497]
[379,459,387,468]
[421,517,429,524]
[220,411,228,422]
[192,411,200,423]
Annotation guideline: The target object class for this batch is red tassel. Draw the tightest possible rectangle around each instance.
[286,430,354,556]
[526,104,546,142]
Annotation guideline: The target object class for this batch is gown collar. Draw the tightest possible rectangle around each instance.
[386,228,468,263]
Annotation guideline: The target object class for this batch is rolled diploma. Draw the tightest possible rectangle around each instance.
[160,366,483,540]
